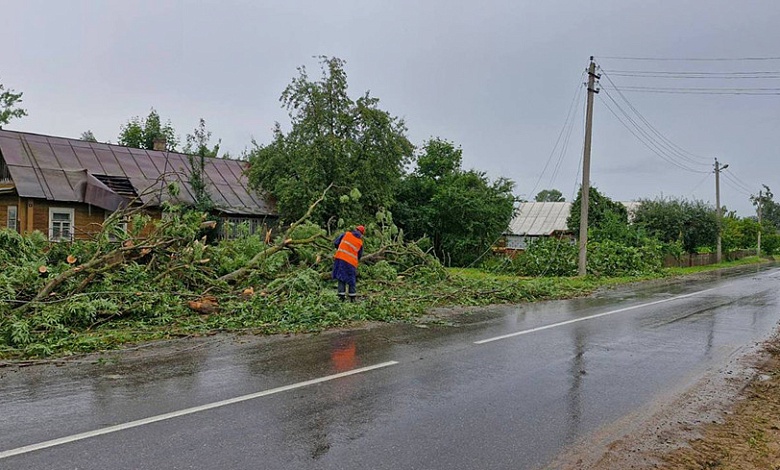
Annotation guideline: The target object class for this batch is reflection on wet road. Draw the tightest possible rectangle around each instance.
[1,265,779,469]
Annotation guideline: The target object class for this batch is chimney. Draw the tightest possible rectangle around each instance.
[152,137,167,151]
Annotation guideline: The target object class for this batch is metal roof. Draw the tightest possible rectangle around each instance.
[506,200,641,236]
[0,129,275,216]
[507,202,572,236]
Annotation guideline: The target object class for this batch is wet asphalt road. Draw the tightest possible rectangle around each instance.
[2,266,780,470]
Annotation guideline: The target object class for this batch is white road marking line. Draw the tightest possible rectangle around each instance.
[0,361,399,460]
[766,268,780,277]
[474,288,716,345]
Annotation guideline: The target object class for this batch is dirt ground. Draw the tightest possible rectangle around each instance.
[658,342,780,470]
[549,336,780,470]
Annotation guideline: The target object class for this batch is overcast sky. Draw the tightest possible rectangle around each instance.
[2,0,779,215]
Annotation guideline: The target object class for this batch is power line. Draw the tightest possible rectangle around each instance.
[688,172,712,196]
[598,86,711,173]
[528,70,586,199]
[548,80,584,189]
[598,56,780,62]
[597,92,709,174]
[599,70,711,165]
[603,71,780,79]
[721,171,753,194]
[619,86,780,91]
[721,175,752,196]
[727,170,757,194]
[602,70,780,75]
[615,87,780,95]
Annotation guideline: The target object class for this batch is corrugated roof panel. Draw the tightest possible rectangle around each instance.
[133,151,160,179]
[207,185,231,209]
[146,150,172,175]
[213,160,253,207]
[47,136,73,147]
[117,149,146,179]
[202,160,232,207]
[23,133,49,144]
[0,130,274,216]
[212,183,244,208]
[72,146,105,172]
[6,166,46,198]
[128,178,161,202]
[508,202,572,236]
[50,143,82,170]
[41,168,78,201]
[25,140,60,169]
[171,155,195,197]
[219,160,269,210]
[92,148,124,176]
[223,159,251,183]
[204,159,230,185]
[69,139,92,149]
[0,135,30,166]
[178,180,197,205]
[165,154,190,179]
[89,142,113,151]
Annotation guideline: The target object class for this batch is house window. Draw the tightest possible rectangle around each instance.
[7,206,17,232]
[49,208,75,241]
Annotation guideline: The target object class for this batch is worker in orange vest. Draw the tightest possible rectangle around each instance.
[332,225,365,302]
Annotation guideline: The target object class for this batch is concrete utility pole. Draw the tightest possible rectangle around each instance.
[578,57,599,276]
[714,158,728,264]
[757,190,763,257]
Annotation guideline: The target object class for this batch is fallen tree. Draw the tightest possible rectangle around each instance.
[0,184,443,357]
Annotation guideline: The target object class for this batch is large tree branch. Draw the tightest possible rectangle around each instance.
[217,184,332,284]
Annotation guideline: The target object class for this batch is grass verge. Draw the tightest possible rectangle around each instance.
[0,256,774,361]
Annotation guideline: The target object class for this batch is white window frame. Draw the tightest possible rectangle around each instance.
[49,207,75,242]
[7,205,17,232]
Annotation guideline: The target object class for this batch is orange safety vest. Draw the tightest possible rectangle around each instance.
[334,231,363,267]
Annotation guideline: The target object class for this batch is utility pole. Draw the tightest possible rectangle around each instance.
[757,189,763,257]
[714,158,728,264]
[578,57,599,276]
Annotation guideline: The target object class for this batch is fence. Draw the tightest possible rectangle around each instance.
[662,249,755,268]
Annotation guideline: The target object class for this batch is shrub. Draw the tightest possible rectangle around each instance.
[587,239,663,277]
[514,238,577,277]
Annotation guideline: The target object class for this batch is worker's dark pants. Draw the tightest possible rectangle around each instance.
[337,281,356,301]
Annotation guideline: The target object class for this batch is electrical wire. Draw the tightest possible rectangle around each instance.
[688,172,712,196]
[598,90,710,173]
[721,176,752,196]
[726,170,757,194]
[547,83,584,189]
[599,70,711,166]
[602,71,780,79]
[721,172,753,195]
[615,87,780,95]
[527,70,586,198]
[598,56,780,62]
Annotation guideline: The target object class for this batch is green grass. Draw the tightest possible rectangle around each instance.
[665,255,769,275]
[1,256,774,361]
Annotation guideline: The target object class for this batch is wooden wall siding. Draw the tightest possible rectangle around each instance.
[31,201,108,239]
[0,195,121,239]
[0,195,21,230]
[0,195,265,241]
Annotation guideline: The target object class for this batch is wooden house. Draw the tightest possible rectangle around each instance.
[0,129,276,240]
